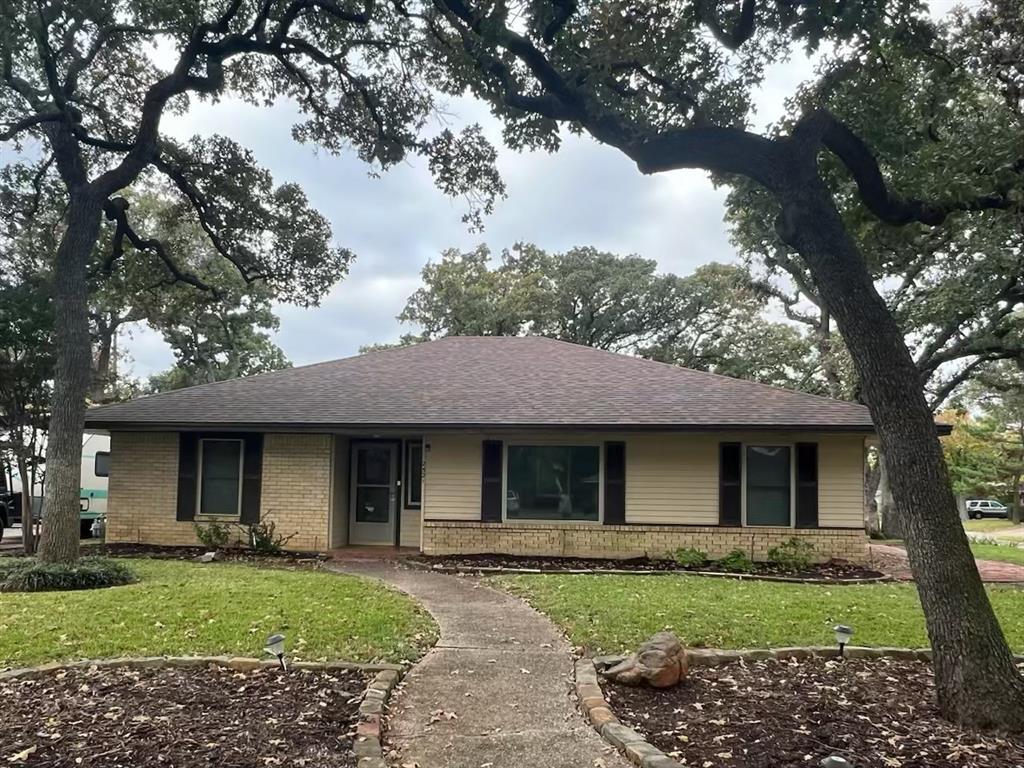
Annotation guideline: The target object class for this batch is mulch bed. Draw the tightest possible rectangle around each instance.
[84,542,328,564]
[605,657,1024,768]
[0,665,365,767]
[411,554,885,581]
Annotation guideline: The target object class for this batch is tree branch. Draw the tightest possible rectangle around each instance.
[102,197,215,293]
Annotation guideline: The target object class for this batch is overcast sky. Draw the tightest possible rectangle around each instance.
[124,2,965,379]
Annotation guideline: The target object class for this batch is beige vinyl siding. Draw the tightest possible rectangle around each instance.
[625,434,718,525]
[423,433,482,520]
[422,430,867,528]
[817,435,866,528]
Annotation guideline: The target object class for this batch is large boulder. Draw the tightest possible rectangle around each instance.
[602,632,688,688]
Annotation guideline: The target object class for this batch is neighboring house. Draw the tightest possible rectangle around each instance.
[84,336,890,562]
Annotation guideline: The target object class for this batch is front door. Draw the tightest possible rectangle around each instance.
[349,442,398,545]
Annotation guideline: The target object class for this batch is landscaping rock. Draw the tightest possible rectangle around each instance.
[625,741,664,766]
[193,551,222,563]
[604,632,688,688]
[601,722,645,750]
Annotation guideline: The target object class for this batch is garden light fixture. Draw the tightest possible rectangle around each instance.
[833,624,854,656]
[265,633,287,671]
[820,757,854,768]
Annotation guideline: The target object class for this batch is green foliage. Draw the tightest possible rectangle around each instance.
[716,549,755,573]
[766,537,816,571]
[0,557,137,593]
[0,560,438,666]
[194,522,233,551]
[394,244,822,390]
[670,547,708,568]
[244,516,298,555]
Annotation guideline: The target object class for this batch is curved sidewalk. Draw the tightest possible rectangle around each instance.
[328,560,627,768]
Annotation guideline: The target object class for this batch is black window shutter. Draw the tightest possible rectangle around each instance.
[604,442,626,525]
[719,442,742,527]
[795,442,819,529]
[481,440,503,522]
[176,433,199,521]
[240,433,264,524]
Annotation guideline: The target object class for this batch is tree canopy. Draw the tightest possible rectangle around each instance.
[387,243,833,392]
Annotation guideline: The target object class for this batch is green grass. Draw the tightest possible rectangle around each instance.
[0,559,437,667]
[970,542,1024,566]
[964,519,1020,533]
[496,574,1024,654]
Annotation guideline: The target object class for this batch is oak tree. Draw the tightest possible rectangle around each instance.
[1,0,500,564]
[419,0,1024,727]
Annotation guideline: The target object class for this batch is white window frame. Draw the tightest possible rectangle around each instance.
[196,438,245,518]
[502,441,604,524]
[741,443,796,528]
[404,440,423,509]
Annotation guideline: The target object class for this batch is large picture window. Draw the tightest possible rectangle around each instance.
[745,445,791,526]
[198,439,243,517]
[506,445,600,522]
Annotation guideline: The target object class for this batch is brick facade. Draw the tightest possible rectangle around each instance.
[106,432,333,551]
[420,521,866,563]
[259,433,332,551]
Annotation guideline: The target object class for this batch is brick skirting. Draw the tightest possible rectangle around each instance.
[421,521,867,563]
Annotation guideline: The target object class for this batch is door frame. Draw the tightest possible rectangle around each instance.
[348,439,401,546]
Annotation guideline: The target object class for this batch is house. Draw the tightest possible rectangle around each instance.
[84,336,882,562]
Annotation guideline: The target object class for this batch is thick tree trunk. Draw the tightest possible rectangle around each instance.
[37,195,102,565]
[779,172,1024,730]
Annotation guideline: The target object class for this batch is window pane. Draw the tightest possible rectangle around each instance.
[94,452,111,478]
[507,445,600,522]
[406,443,423,506]
[358,446,391,485]
[356,486,390,522]
[200,440,241,516]
[746,445,790,526]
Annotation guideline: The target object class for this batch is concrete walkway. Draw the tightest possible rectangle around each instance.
[328,560,626,768]
[870,543,1024,583]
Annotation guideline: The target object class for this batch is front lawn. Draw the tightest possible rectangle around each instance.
[970,542,1024,566]
[497,574,1024,654]
[964,518,1022,535]
[0,559,436,667]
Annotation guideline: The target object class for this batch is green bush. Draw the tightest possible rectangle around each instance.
[767,537,815,571]
[670,547,708,568]
[716,549,755,573]
[194,521,232,550]
[244,515,297,555]
[0,557,137,592]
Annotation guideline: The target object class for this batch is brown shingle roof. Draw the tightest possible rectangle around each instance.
[84,336,875,431]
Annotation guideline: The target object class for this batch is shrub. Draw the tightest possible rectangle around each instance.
[670,547,708,568]
[767,537,815,571]
[716,549,755,573]
[244,515,297,555]
[0,556,137,592]
[194,521,232,550]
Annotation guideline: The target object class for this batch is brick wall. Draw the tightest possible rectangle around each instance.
[106,432,333,551]
[259,433,332,551]
[421,521,867,563]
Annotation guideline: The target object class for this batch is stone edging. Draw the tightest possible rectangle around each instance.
[574,646,1024,768]
[0,656,403,767]
[406,559,892,585]
[353,668,403,768]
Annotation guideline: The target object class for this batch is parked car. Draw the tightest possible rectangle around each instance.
[966,499,1010,519]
